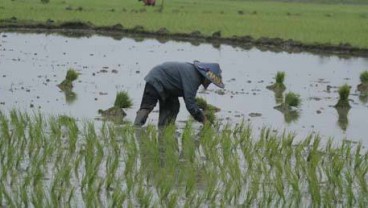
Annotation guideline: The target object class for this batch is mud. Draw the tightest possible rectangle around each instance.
[1,20,368,57]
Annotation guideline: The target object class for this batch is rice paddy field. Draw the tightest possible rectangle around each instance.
[0,110,367,207]
[1,0,368,48]
[1,0,368,206]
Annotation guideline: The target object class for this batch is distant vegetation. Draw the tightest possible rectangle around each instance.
[239,0,368,3]
[1,0,368,48]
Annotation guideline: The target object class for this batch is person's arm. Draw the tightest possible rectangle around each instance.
[183,85,206,123]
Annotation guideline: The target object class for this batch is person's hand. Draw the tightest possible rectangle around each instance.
[202,115,208,125]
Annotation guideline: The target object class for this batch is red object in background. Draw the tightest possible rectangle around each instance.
[143,0,155,6]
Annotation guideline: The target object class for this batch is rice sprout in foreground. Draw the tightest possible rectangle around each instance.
[0,110,367,207]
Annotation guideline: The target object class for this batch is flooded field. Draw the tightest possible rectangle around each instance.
[1,32,368,146]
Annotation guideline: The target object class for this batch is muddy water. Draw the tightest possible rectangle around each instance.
[1,32,368,145]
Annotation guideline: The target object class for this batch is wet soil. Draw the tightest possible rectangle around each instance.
[1,20,368,57]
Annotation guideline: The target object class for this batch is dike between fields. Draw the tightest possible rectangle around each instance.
[1,19,368,58]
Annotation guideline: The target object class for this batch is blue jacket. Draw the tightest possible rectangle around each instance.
[144,62,205,122]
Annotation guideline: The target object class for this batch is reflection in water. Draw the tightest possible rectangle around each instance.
[267,86,285,105]
[284,110,300,124]
[274,90,284,104]
[359,94,368,104]
[2,32,368,144]
[274,104,300,124]
[64,89,77,104]
[336,107,350,131]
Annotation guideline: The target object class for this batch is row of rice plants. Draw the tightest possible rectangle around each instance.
[0,110,367,207]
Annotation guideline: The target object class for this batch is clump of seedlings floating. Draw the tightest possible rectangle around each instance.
[267,71,286,103]
[357,70,368,92]
[267,71,286,91]
[58,68,79,91]
[334,84,351,109]
[357,71,368,103]
[195,97,220,124]
[274,92,301,123]
[0,110,367,207]
[98,91,132,122]
[334,84,352,130]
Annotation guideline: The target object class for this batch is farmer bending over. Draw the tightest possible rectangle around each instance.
[134,61,224,127]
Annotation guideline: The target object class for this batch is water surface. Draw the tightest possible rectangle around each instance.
[1,32,367,145]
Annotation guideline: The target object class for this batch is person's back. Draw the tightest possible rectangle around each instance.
[144,62,202,100]
[134,61,224,127]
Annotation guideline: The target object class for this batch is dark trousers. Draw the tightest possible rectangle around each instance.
[136,83,180,127]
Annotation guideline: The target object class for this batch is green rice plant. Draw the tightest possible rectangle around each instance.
[136,184,152,208]
[285,92,301,108]
[245,171,261,206]
[184,166,196,198]
[344,171,355,207]
[3,110,368,206]
[307,167,321,206]
[65,69,79,82]
[105,154,119,190]
[338,84,350,101]
[195,97,220,124]
[276,71,285,85]
[114,91,133,109]
[267,71,286,91]
[335,84,351,108]
[195,97,220,112]
[181,121,196,163]
[59,69,79,90]
[67,188,75,206]
[167,192,178,208]
[356,166,368,194]
[111,180,126,207]
[359,71,368,84]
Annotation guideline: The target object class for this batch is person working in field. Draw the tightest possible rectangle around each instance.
[134,61,224,127]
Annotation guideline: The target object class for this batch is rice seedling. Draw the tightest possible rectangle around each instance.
[1,110,368,207]
[357,71,368,95]
[98,91,133,123]
[114,91,133,109]
[195,97,220,124]
[359,71,368,84]
[285,92,301,108]
[274,92,301,123]
[136,184,152,208]
[267,71,286,92]
[335,84,351,108]
[58,68,79,90]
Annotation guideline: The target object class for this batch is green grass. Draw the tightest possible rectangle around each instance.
[1,110,368,206]
[1,0,368,47]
